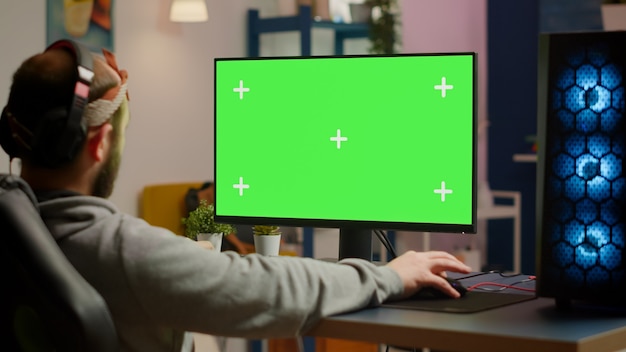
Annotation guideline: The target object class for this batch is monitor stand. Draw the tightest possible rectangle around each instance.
[338,228,372,260]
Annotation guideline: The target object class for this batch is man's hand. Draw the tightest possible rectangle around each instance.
[386,250,471,299]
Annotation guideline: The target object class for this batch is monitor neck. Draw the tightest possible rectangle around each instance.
[338,228,372,260]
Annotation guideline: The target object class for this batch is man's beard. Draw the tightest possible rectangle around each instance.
[92,145,121,198]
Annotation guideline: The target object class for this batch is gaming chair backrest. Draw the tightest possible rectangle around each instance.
[0,174,118,351]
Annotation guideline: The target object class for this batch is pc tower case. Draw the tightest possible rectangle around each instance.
[536,30,626,309]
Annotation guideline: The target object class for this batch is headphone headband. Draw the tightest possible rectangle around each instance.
[44,40,94,165]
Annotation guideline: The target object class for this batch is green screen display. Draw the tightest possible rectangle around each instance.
[214,53,476,233]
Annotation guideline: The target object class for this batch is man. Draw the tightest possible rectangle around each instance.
[0,41,471,351]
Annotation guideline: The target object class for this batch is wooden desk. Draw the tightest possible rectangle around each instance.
[306,297,626,352]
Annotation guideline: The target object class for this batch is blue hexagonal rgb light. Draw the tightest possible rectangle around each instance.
[546,41,626,288]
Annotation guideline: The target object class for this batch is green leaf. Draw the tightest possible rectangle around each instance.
[181,199,236,240]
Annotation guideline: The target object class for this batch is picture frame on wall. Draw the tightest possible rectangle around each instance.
[46,0,114,52]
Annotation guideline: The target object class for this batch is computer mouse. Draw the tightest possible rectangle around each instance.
[411,277,468,300]
[445,277,468,297]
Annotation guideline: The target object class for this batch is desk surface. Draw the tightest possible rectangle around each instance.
[307,274,626,352]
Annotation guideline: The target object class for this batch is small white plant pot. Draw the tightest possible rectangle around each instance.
[254,234,281,256]
[197,233,223,251]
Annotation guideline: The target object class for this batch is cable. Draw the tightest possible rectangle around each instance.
[373,230,391,257]
[374,229,398,259]
[381,230,397,258]
[456,270,525,281]
[468,281,536,293]
[467,276,536,293]
[450,271,537,294]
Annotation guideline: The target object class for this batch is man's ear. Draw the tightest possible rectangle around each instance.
[86,123,113,162]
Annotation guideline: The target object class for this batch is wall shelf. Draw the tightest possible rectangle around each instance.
[248,6,369,57]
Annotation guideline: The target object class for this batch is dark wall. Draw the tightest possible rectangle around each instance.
[487,0,540,274]
[486,0,606,274]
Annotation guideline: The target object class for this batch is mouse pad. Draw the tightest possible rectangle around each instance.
[381,291,536,313]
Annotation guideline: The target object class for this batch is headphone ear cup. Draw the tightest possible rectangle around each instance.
[0,107,19,159]
[31,106,86,167]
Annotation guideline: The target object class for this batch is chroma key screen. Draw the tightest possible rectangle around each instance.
[214,53,476,234]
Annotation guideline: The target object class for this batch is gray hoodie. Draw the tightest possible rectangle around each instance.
[38,194,403,352]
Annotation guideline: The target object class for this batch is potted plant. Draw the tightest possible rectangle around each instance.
[181,199,235,250]
[365,0,401,54]
[252,225,282,256]
[602,0,626,30]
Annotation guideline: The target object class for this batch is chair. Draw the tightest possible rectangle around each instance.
[141,182,203,236]
[0,174,118,351]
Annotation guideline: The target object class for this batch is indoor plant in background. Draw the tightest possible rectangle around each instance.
[252,225,282,256]
[365,0,401,54]
[602,0,626,30]
[181,200,235,251]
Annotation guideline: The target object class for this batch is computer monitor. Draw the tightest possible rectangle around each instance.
[536,30,626,308]
[214,53,477,260]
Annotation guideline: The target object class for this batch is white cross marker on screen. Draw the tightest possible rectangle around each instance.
[233,80,250,100]
[330,129,348,149]
[233,177,250,196]
[434,181,453,202]
[434,77,454,98]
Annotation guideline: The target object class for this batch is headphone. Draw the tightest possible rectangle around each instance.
[0,39,94,168]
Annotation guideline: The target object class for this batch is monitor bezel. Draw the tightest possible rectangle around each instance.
[213,52,478,234]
